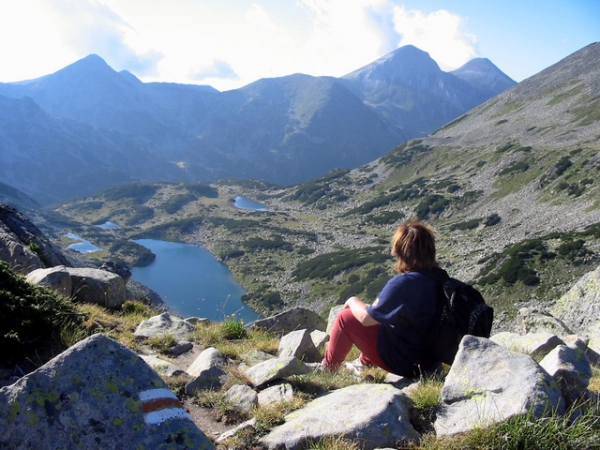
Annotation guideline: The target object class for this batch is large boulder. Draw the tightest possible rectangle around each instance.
[435,336,565,436]
[27,266,127,307]
[135,312,197,341]
[244,356,311,387]
[185,347,228,395]
[278,329,322,362]
[260,384,419,450]
[539,344,592,407]
[0,334,214,449]
[25,265,73,297]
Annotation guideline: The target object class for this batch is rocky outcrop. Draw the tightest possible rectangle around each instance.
[0,205,70,273]
[551,265,600,336]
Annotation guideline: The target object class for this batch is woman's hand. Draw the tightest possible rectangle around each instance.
[345,296,379,326]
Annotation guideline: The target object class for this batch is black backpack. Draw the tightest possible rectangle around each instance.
[421,269,494,365]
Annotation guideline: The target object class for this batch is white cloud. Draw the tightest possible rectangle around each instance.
[392,6,479,70]
[0,0,480,89]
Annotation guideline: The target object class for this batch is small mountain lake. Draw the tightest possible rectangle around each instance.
[233,196,268,211]
[130,239,261,323]
[65,233,102,253]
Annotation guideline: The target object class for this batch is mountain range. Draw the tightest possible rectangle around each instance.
[43,41,600,330]
[0,45,514,205]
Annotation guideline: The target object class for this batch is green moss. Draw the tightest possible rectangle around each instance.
[8,401,20,423]
[126,397,142,413]
[112,417,124,426]
[91,388,104,399]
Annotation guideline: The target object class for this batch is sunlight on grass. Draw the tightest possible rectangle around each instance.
[407,375,444,409]
[71,300,158,349]
[192,321,279,360]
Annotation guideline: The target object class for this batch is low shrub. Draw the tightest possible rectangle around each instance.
[0,262,86,365]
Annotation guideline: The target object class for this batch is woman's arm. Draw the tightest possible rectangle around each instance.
[345,296,379,326]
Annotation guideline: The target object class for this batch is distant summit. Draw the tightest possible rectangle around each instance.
[340,45,516,137]
[451,58,516,96]
[343,45,443,85]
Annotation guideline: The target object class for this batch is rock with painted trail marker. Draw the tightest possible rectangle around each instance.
[0,333,214,450]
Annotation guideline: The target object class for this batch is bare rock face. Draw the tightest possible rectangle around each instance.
[0,334,214,450]
[0,205,70,273]
[551,265,600,337]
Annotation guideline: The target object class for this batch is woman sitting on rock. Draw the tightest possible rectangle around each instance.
[324,219,443,377]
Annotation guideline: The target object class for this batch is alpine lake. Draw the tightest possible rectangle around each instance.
[66,196,268,323]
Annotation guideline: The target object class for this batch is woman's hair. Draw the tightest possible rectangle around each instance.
[391,219,439,273]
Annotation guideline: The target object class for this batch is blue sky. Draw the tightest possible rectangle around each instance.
[0,0,598,91]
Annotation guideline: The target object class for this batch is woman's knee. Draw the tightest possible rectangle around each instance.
[335,307,359,329]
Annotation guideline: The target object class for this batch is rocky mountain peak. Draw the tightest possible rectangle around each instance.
[451,57,516,93]
[343,44,442,85]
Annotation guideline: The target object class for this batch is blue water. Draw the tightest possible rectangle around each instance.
[130,239,261,323]
[97,221,121,230]
[65,233,102,253]
[234,196,268,211]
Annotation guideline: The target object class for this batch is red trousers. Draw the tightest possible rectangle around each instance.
[324,307,392,372]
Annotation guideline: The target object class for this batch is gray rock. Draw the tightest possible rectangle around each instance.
[517,307,573,336]
[511,332,565,359]
[259,384,419,450]
[26,266,128,308]
[258,381,294,406]
[539,345,592,407]
[551,265,600,336]
[164,341,194,356]
[126,278,165,308]
[135,312,196,341]
[139,354,187,378]
[26,265,73,298]
[0,205,71,274]
[99,260,132,282]
[251,307,327,334]
[0,227,44,273]
[587,322,600,365]
[216,419,256,444]
[244,356,311,387]
[310,329,329,353]
[489,331,521,349]
[0,334,214,450]
[278,329,321,362]
[435,336,565,436]
[327,305,344,333]
[185,347,228,394]
[224,384,258,412]
[68,267,127,307]
[241,349,276,366]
